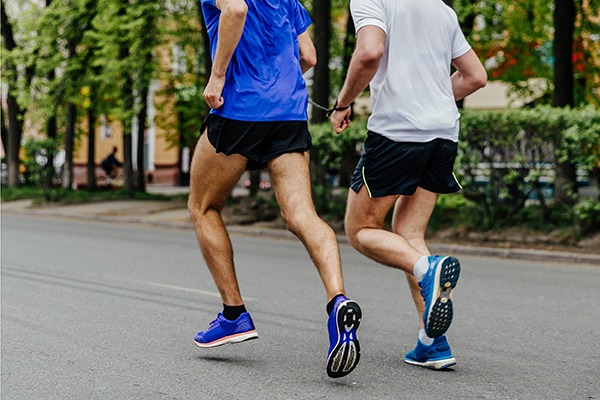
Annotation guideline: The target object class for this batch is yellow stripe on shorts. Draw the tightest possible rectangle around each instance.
[362,166,373,198]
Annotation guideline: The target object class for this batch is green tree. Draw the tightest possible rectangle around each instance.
[1,2,25,187]
[90,0,163,191]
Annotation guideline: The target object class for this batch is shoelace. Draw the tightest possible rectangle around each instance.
[208,315,221,327]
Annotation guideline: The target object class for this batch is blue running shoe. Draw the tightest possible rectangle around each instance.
[404,335,456,370]
[420,255,461,338]
[326,296,362,378]
[194,312,258,348]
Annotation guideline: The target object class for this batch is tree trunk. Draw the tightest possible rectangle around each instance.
[5,93,23,187]
[1,107,7,154]
[341,5,355,90]
[553,0,577,205]
[311,0,331,124]
[136,85,149,192]
[62,102,77,189]
[554,160,577,205]
[87,107,97,190]
[122,114,134,191]
[553,0,575,107]
[45,115,57,189]
[1,2,25,187]
[118,0,134,191]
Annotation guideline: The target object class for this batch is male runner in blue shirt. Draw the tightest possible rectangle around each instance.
[189,0,361,378]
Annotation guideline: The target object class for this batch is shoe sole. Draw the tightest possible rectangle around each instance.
[326,300,362,378]
[424,257,461,338]
[194,330,258,348]
[404,356,457,370]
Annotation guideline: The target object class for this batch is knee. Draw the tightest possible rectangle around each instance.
[344,216,365,251]
[188,196,220,224]
[283,209,318,236]
[187,197,203,223]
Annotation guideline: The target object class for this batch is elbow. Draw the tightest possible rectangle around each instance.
[358,49,383,70]
[473,69,488,89]
[302,51,317,69]
[357,42,384,69]
[223,1,247,19]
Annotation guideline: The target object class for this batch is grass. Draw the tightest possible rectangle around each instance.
[1,185,188,204]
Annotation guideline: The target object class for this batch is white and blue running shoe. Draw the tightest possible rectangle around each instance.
[404,335,456,370]
[420,255,461,338]
[326,296,362,378]
[194,312,258,348]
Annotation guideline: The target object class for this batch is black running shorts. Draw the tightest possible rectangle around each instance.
[350,131,462,198]
[203,114,312,170]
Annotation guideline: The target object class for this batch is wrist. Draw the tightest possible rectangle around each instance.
[326,99,352,117]
[334,99,351,110]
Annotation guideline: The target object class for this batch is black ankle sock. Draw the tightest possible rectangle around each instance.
[326,294,346,315]
[223,304,247,321]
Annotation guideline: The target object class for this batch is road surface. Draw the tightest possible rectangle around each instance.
[2,214,599,399]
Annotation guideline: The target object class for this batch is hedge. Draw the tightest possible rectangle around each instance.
[308,106,600,232]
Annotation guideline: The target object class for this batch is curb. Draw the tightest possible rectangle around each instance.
[3,203,599,266]
[229,226,600,266]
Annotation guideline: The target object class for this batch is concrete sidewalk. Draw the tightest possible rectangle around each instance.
[2,197,599,266]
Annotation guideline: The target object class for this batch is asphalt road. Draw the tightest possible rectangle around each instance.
[2,214,599,400]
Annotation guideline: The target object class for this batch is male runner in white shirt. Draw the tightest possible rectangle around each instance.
[330,0,487,369]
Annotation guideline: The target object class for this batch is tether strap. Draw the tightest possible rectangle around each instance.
[308,99,352,117]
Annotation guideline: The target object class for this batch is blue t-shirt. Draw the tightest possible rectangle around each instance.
[201,0,312,122]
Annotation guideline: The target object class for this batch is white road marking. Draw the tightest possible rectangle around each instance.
[139,281,257,301]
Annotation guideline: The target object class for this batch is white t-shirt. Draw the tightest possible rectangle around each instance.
[351,0,471,142]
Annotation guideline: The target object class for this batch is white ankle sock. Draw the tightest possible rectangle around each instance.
[413,256,429,281]
[419,329,434,346]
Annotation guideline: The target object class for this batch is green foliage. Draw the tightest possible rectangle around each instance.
[1,184,184,203]
[89,0,163,122]
[458,106,600,227]
[308,107,600,233]
[450,0,600,106]
[22,137,61,188]
[0,187,46,202]
[573,198,600,235]
[310,119,367,180]
[428,193,482,231]
[153,0,207,148]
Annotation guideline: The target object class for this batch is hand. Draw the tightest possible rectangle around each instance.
[329,107,351,134]
[203,75,226,109]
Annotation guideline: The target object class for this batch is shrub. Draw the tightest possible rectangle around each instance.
[308,106,600,232]
[22,137,61,189]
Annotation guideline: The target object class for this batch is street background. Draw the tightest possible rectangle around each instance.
[2,206,600,399]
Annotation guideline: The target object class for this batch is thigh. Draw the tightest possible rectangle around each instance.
[189,133,248,210]
[420,139,461,194]
[391,187,438,239]
[351,132,431,198]
[267,151,314,216]
[345,185,399,233]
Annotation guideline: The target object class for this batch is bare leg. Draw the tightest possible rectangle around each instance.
[391,187,439,329]
[344,186,425,274]
[188,133,248,306]
[267,152,344,301]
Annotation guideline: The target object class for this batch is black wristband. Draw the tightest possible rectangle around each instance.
[326,100,352,117]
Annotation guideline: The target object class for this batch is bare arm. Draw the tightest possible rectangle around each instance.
[298,31,316,74]
[330,26,386,134]
[451,49,487,101]
[203,0,248,109]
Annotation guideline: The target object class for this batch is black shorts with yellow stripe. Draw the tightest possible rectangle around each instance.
[350,131,462,198]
